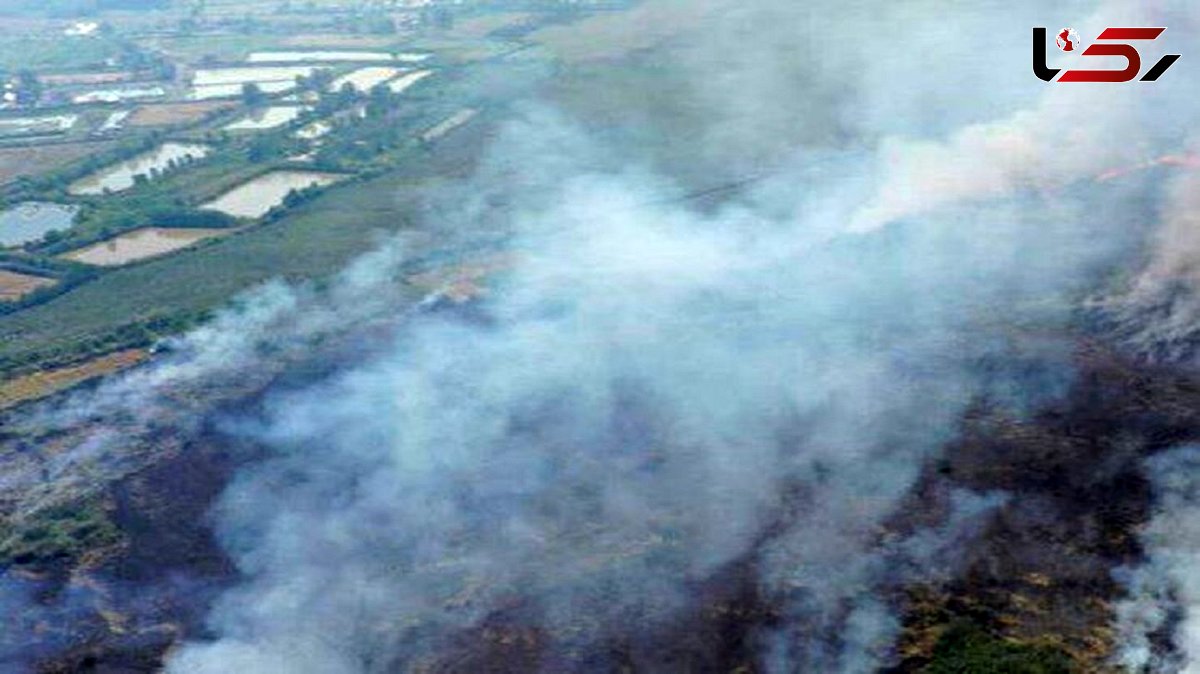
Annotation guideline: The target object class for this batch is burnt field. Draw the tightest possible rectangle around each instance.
[3,315,1200,674]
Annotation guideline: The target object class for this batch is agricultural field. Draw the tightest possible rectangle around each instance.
[0,0,597,380]
[0,166,457,372]
[0,141,116,185]
[0,269,55,301]
[0,35,124,71]
[0,347,146,409]
[60,226,232,266]
[127,101,234,127]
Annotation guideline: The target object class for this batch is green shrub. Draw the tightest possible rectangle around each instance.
[0,499,121,567]
[923,622,1074,674]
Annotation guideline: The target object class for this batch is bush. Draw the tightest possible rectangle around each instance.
[923,622,1074,674]
[0,499,121,567]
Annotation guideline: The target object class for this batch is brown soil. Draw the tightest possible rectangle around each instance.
[0,269,55,301]
[127,101,234,127]
[0,349,149,409]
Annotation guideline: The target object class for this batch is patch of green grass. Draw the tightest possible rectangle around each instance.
[922,622,1075,674]
[0,498,121,566]
[0,36,123,72]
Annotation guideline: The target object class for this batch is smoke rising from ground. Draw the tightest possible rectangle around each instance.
[1116,446,1200,673]
[166,142,1120,671]
[168,19,1170,664]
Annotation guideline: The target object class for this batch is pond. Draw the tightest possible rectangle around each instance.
[0,202,78,246]
[190,80,296,101]
[329,67,404,92]
[422,109,478,143]
[0,114,78,139]
[387,70,432,94]
[199,171,344,219]
[192,66,317,86]
[295,120,332,140]
[224,106,307,131]
[68,142,210,195]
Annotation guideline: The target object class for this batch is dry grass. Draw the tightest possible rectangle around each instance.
[281,34,399,49]
[0,141,116,186]
[40,72,133,86]
[406,254,515,303]
[0,348,148,409]
[531,0,710,62]
[127,101,234,127]
[448,12,534,40]
[0,270,55,301]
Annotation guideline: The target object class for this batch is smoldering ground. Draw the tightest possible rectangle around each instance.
[5,0,1200,672]
[165,0,1190,666]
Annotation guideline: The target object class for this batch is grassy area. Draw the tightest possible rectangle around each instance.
[0,348,146,408]
[0,36,123,71]
[0,497,122,566]
[0,141,119,186]
[142,34,298,64]
[922,622,1075,674]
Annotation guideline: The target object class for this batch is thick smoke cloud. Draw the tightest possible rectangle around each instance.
[165,136,1116,671]
[1116,446,1200,673]
[166,8,1174,661]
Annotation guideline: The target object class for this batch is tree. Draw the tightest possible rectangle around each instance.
[241,82,267,107]
[14,70,41,107]
[247,135,283,162]
[311,68,334,92]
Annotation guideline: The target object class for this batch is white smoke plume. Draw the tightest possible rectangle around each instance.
[166,89,1151,674]
[1098,147,1200,360]
[1115,446,1200,673]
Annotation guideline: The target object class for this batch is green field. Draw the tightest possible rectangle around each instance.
[0,6,596,378]
[0,36,124,72]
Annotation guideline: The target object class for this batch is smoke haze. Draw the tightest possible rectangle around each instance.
[163,0,1187,665]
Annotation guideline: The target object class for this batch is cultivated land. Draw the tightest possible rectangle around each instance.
[0,0,571,378]
[0,269,54,301]
[127,101,234,127]
[0,141,118,185]
[0,347,146,409]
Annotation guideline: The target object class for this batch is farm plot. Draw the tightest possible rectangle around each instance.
[0,141,116,185]
[60,227,231,266]
[128,101,235,127]
[0,269,56,301]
